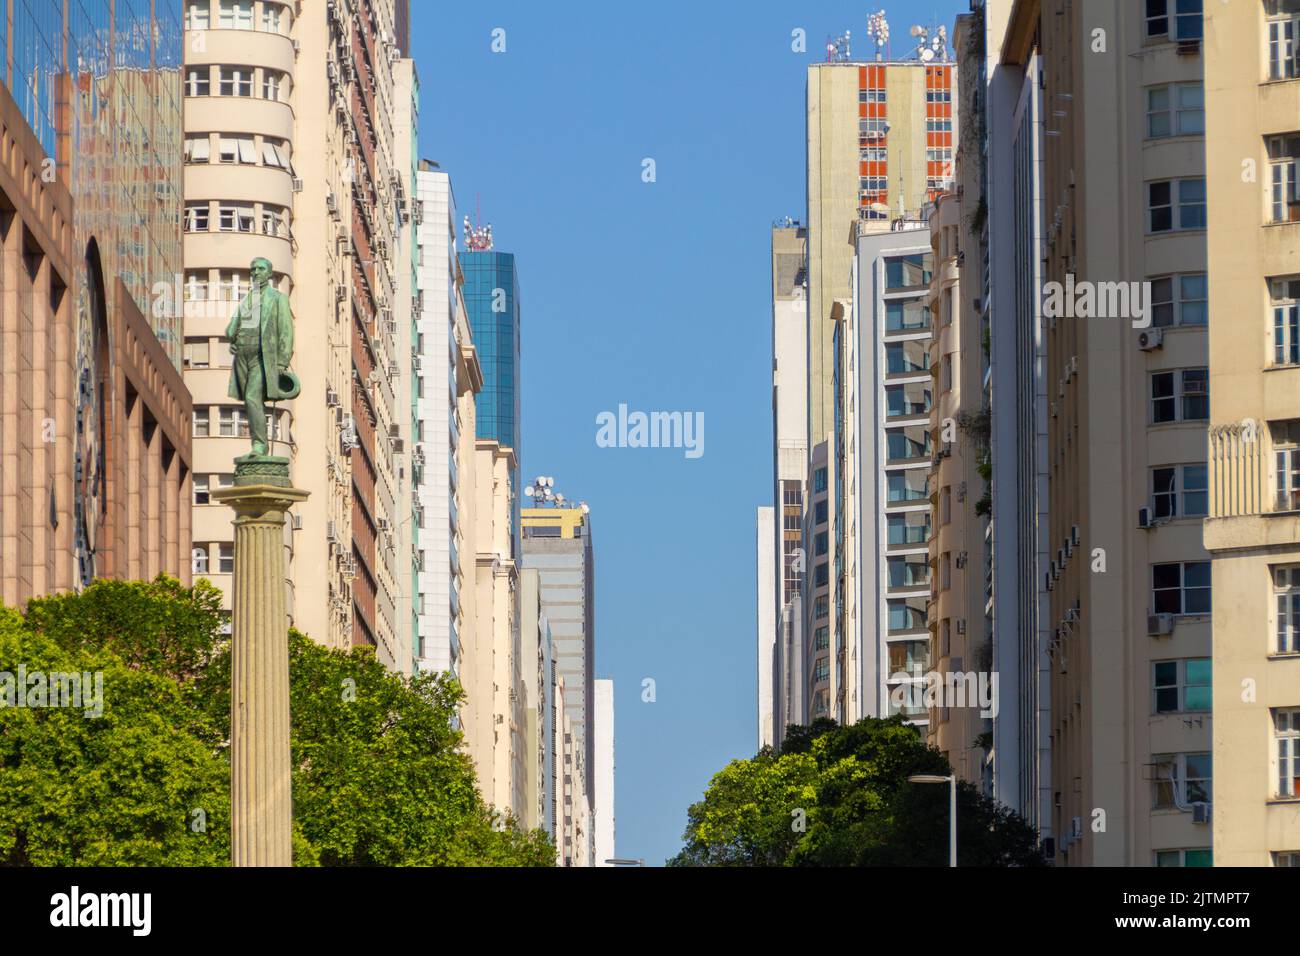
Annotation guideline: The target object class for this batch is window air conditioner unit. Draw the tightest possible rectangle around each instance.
[327,520,339,544]
[291,514,302,531]
[378,518,391,532]
[1192,802,1211,824]
[1069,817,1083,841]
[1147,613,1174,637]
[388,423,400,439]
[1070,524,1080,547]
[1137,328,1163,351]
[1138,506,1153,529]
[326,387,340,408]
[384,320,397,335]
[292,178,304,192]
[955,619,966,635]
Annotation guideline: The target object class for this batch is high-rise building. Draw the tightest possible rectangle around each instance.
[460,438,523,818]
[806,42,957,448]
[850,221,935,727]
[1,2,193,604]
[757,221,808,747]
[522,498,596,804]
[521,568,556,835]
[411,163,483,678]
[554,673,592,866]
[1204,0,1300,867]
[181,0,411,661]
[592,678,615,866]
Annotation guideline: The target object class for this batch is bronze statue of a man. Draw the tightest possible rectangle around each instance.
[224,257,299,457]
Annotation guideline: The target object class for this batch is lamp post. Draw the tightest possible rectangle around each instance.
[908,774,957,867]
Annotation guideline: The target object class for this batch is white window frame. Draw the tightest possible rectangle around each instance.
[1276,708,1300,797]
[262,3,285,33]
[184,203,209,233]
[1269,4,1300,80]
[1150,368,1209,424]
[1275,566,1300,653]
[1273,278,1300,365]
[218,0,253,29]
[194,474,211,505]
[1146,83,1204,138]
[1152,658,1211,714]
[183,135,210,163]
[1277,445,1300,513]
[263,70,284,101]
[192,545,209,575]
[1152,560,1212,616]
[1152,751,1212,808]
[218,542,235,573]
[1149,273,1208,328]
[184,66,210,97]
[219,66,253,97]
[193,407,210,437]
[1151,463,1208,519]
[185,0,211,30]
[1269,135,1300,223]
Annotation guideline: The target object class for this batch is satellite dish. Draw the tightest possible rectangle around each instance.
[556,494,565,503]
[581,503,590,515]
[525,486,535,497]
[910,25,922,37]
[921,48,934,61]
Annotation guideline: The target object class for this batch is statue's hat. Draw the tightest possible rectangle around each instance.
[278,369,301,400]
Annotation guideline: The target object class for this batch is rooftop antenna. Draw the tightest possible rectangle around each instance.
[463,193,493,251]
[867,11,889,62]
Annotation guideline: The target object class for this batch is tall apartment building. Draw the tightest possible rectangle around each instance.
[924,9,998,798]
[807,46,956,447]
[1,2,193,606]
[972,0,1213,865]
[521,568,556,835]
[776,22,958,741]
[460,439,523,818]
[522,502,596,810]
[1204,0,1300,867]
[554,673,592,866]
[182,0,411,661]
[592,677,615,866]
[850,221,935,727]
[757,221,808,747]
[411,163,483,678]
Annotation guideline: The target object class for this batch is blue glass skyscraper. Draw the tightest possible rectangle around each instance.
[460,248,522,552]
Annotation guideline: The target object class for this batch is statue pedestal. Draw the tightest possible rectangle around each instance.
[213,455,307,867]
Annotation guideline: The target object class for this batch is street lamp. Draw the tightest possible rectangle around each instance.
[908,774,957,867]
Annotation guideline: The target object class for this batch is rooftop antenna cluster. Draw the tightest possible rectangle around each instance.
[463,194,493,251]
[907,21,950,62]
[867,11,890,61]
[825,30,852,62]
[524,475,589,514]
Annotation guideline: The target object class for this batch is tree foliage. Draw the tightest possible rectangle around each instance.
[1,576,552,866]
[670,717,1043,867]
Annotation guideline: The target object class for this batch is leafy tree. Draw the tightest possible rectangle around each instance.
[2,576,553,866]
[671,716,1043,867]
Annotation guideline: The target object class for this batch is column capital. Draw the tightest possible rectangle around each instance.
[212,484,310,518]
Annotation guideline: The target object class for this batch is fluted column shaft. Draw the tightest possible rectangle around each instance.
[214,482,308,867]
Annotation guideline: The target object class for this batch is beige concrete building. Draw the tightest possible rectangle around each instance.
[461,440,524,819]
[555,673,592,867]
[986,0,1212,865]
[1204,0,1300,867]
[182,0,411,659]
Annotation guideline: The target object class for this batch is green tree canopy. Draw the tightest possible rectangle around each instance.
[2,576,552,866]
[670,717,1043,867]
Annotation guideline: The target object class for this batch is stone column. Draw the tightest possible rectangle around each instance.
[213,456,307,867]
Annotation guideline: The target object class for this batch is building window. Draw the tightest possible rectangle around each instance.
[1153,658,1211,713]
[1151,463,1208,518]
[262,207,286,238]
[814,595,829,620]
[186,1,211,30]
[1276,708,1300,797]
[262,3,285,32]
[885,254,933,291]
[1150,368,1208,423]
[185,338,211,369]
[219,66,253,97]
[1147,178,1205,232]
[1277,445,1300,512]
[813,468,827,493]
[814,531,828,556]
[1155,848,1213,867]
[888,511,930,545]
[813,657,830,683]
[1269,135,1300,223]
[193,407,209,437]
[813,626,829,651]
[814,499,828,525]
[1273,278,1300,364]
[263,70,285,101]
[887,470,929,503]
[219,407,249,437]
[218,0,253,29]
[814,563,828,588]
[192,545,209,574]
[218,543,234,574]
[887,555,929,589]
[218,203,255,233]
[183,135,211,163]
[886,340,930,375]
[1145,0,1203,40]
[1269,1,1300,80]
[262,138,291,169]
[1152,561,1212,615]
[1150,273,1207,327]
[194,475,211,506]
[886,299,931,333]
[1276,851,1300,866]
[1274,566,1300,653]
[185,67,210,97]
[218,271,247,301]
[219,134,257,164]
[1149,179,1206,234]
[1152,752,1212,808]
[887,597,927,631]
[184,203,210,233]
[1146,83,1203,138]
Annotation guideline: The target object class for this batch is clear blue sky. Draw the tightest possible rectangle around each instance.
[411,0,968,866]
